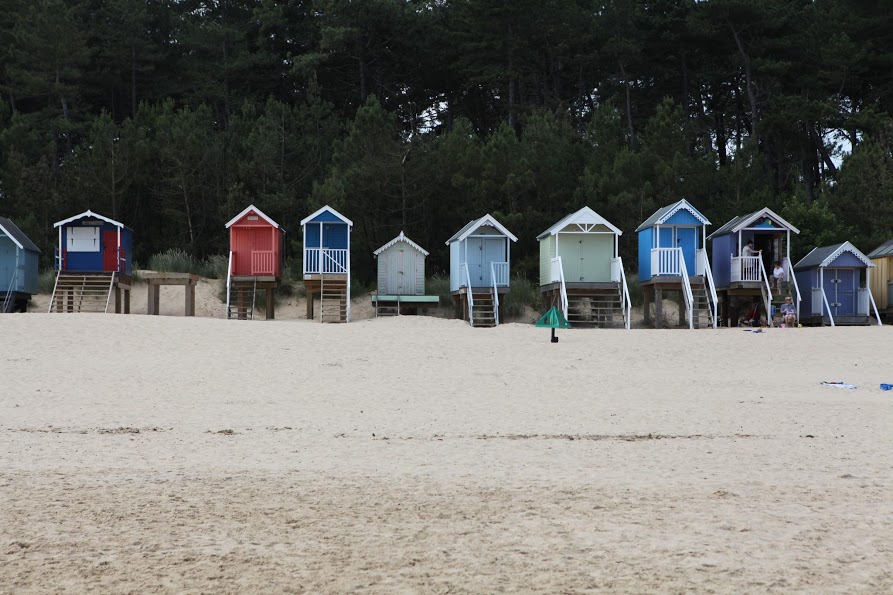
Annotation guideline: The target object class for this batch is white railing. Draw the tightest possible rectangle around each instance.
[47,269,61,313]
[614,256,632,330]
[788,260,801,323]
[695,249,706,276]
[699,250,719,328]
[490,262,500,326]
[552,256,569,321]
[679,249,694,329]
[251,250,275,275]
[821,287,835,327]
[225,251,233,318]
[463,263,474,326]
[346,250,351,322]
[757,258,774,327]
[857,288,869,315]
[304,248,348,274]
[868,288,882,326]
[104,272,117,314]
[731,255,761,282]
[491,261,509,287]
[651,247,680,276]
[3,268,17,313]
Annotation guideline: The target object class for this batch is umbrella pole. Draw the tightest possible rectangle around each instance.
[551,327,558,343]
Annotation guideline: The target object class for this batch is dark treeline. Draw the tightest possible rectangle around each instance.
[1,0,892,280]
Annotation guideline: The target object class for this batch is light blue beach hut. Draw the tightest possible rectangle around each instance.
[0,216,40,312]
[636,199,717,328]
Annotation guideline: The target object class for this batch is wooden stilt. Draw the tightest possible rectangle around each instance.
[654,287,663,329]
[115,286,121,313]
[266,287,275,320]
[124,289,130,314]
[185,283,196,316]
[643,285,652,326]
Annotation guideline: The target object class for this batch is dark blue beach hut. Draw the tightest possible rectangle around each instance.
[0,216,40,312]
[301,205,353,323]
[793,242,882,326]
[635,199,717,329]
[50,210,133,313]
[708,207,800,327]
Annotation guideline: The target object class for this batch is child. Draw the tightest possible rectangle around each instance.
[772,261,785,292]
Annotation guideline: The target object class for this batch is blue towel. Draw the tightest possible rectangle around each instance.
[820,381,857,390]
[881,384,893,391]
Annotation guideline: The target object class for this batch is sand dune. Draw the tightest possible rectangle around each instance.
[1,315,891,592]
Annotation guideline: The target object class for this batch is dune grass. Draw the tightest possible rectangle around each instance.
[148,249,228,279]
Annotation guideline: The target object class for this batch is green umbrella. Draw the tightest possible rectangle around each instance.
[535,306,571,342]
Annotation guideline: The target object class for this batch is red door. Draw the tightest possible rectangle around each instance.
[103,230,118,271]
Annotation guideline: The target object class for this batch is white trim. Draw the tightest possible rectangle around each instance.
[658,200,710,226]
[0,222,23,250]
[225,204,280,229]
[300,205,353,227]
[733,207,800,235]
[820,241,874,268]
[53,210,124,229]
[446,214,518,244]
[373,231,430,256]
[537,206,622,239]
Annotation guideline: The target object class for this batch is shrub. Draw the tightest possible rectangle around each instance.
[426,275,451,305]
[625,274,643,307]
[38,269,57,294]
[148,249,228,279]
[503,274,542,319]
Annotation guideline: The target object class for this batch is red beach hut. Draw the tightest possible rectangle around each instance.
[225,204,284,319]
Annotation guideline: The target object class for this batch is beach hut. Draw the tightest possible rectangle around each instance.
[0,216,40,312]
[224,204,284,320]
[50,210,132,313]
[793,242,882,326]
[708,207,800,327]
[636,199,717,329]
[867,239,893,320]
[301,205,352,323]
[537,206,631,329]
[371,231,439,316]
[445,214,517,327]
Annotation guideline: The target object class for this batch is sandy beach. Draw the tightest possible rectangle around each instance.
[1,314,892,593]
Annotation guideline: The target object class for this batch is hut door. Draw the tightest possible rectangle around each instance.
[482,238,504,286]
[395,249,406,295]
[825,268,855,315]
[102,230,118,271]
[677,227,697,274]
[466,238,484,286]
[578,234,612,282]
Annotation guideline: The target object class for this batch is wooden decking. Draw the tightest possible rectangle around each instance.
[144,272,200,316]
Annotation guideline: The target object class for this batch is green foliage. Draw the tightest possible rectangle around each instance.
[503,274,543,320]
[147,249,227,279]
[38,269,56,294]
[426,275,451,305]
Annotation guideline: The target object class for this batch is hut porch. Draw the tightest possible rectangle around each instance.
[48,271,131,314]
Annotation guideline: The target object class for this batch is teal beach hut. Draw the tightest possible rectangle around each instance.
[0,216,40,312]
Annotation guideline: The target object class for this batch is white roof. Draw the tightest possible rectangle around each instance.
[373,231,429,256]
[225,204,280,229]
[537,206,622,240]
[736,207,799,235]
[53,210,124,229]
[445,214,518,245]
[300,205,353,227]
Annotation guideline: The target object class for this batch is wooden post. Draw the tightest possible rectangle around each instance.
[306,286,314,320]
[643,285,652,326]
[654,286,663,329]
[124,289,130,314]
[677,290,687,328]
[115,286,122,313]
[266,287,275,320]
[237,284,247,320]
[66,289,73,313]
[148,283,161,315]
[185,283,196,317]
[55,288,64,313]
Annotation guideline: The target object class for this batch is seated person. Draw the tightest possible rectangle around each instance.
[772,261,785,292]
[780,296,796,327]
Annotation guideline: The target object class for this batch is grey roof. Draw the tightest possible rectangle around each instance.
[0,216,41,253]
[793,241,873,270]
[707,207,799,240]
[635,199,709,232]
[708,214,748,239]
[867,239,893,259]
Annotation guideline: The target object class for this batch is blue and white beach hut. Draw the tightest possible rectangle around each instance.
[49,210,133,313]
[301,205,353,323]
[446,214,517,327]
[635,199,717,328]
[708,207,801,327]
[793,242,882,326]
[0,216,40,312]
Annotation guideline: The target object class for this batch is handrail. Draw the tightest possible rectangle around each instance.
[868,287,883,326]
[346,249,351,322]
[678,248,694,330]
[552,257,569,321]
[732,255,761,282]
[3,268,17,313]
[490,262,500,326]
[305,247,348,274]
[652,247,681,276]
[104,272,116,313]
[757,258,774,327]
[616,256,632,330]
[821,287,836,327]
[700,250,719,328]
[48,269,61,313]
[463,263,474,326]
[225,251,233,318]
[789,262,801,323]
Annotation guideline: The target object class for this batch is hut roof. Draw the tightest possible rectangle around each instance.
[867,239,893,259]
[225,204,282,230]
[445,214,518,244]
[53,210,128,230]
[0,216,41,253]
[537,206,621,239]
[373,231,429,256]
[300,205,353,227]
[794,241,874,271]
[708,207,799,239]
[635,199,710,232]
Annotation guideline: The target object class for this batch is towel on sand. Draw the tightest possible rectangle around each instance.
[820,381,857,390]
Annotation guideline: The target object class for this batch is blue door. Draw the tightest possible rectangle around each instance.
[466,238,484,286]
[482,238,503,285]
[677,227,697,274]
[823,268,855,316]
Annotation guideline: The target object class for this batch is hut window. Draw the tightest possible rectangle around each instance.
[68,226,99,252]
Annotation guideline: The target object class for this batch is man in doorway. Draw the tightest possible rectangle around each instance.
[741,239,762,280]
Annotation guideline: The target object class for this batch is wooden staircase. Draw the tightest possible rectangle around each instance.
[690,283,715,329]
[469,289,497,327]
[566,287,626,328]
[321,276,348,323]
[48,272,116,313]
[227,278,257,320]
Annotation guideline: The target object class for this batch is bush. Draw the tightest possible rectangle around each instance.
[38,269,57,294]
[504,274,542,319]
[148,249,228,279]
[426,275,451,304]
[625,274,643,307]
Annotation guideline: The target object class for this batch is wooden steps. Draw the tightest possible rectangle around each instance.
[321,276,348,323]
[566,288,626,328]
[470,291,497,327]
[227,279,257,320]
[48,272,116,313]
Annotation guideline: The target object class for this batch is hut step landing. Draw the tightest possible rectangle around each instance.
[48,272,119,313]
